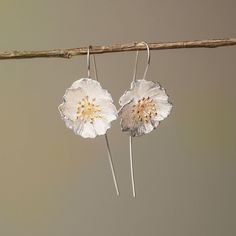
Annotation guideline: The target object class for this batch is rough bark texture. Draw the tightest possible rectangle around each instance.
[0,38,236,60]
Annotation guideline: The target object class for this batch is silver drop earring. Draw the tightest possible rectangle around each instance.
[59,46,119,196]
[91,48,120,196]
[118,42,172,197]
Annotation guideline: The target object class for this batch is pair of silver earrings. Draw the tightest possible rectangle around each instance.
[58,42,172,197]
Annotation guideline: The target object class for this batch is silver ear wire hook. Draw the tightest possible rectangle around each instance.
[142,41,150,80]
[92,54,98,82]
[91,51,120,196]
[132,49,139,82]
[129,41,151,198]
[132,42,151,83]
[87,46,91,78]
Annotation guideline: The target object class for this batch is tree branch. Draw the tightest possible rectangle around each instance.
[0,38,236,60]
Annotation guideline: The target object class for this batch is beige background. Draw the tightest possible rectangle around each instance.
[0,0,235,235]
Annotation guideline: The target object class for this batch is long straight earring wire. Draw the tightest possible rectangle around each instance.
[92,52,120,196]
[129,135,135,197]
[128,43,150,198]
[105,134,120,196]
[129,49,140,198]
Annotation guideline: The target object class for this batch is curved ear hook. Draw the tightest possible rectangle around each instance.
[130,41,151,198]
[142,41,150,80]
[87,46,99,81]
[132,49,139,82]
[87,45,92,78]
[132,42,151,82]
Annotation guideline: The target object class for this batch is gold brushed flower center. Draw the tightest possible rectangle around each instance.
[77,96,101,123]
[132,97,157,123]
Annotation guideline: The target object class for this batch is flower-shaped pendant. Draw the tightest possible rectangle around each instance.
[119,79,172,137]
[59,78,117,138]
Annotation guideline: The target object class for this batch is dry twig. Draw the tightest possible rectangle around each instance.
[0,38,235,60]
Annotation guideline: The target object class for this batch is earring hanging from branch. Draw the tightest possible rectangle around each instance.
[118,42,172,197]
[58,46,119,196]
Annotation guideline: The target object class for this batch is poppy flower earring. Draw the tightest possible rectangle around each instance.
[118,42,172,197]
[58,47,119,196]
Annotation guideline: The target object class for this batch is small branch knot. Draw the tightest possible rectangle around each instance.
[65,52,72,59]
